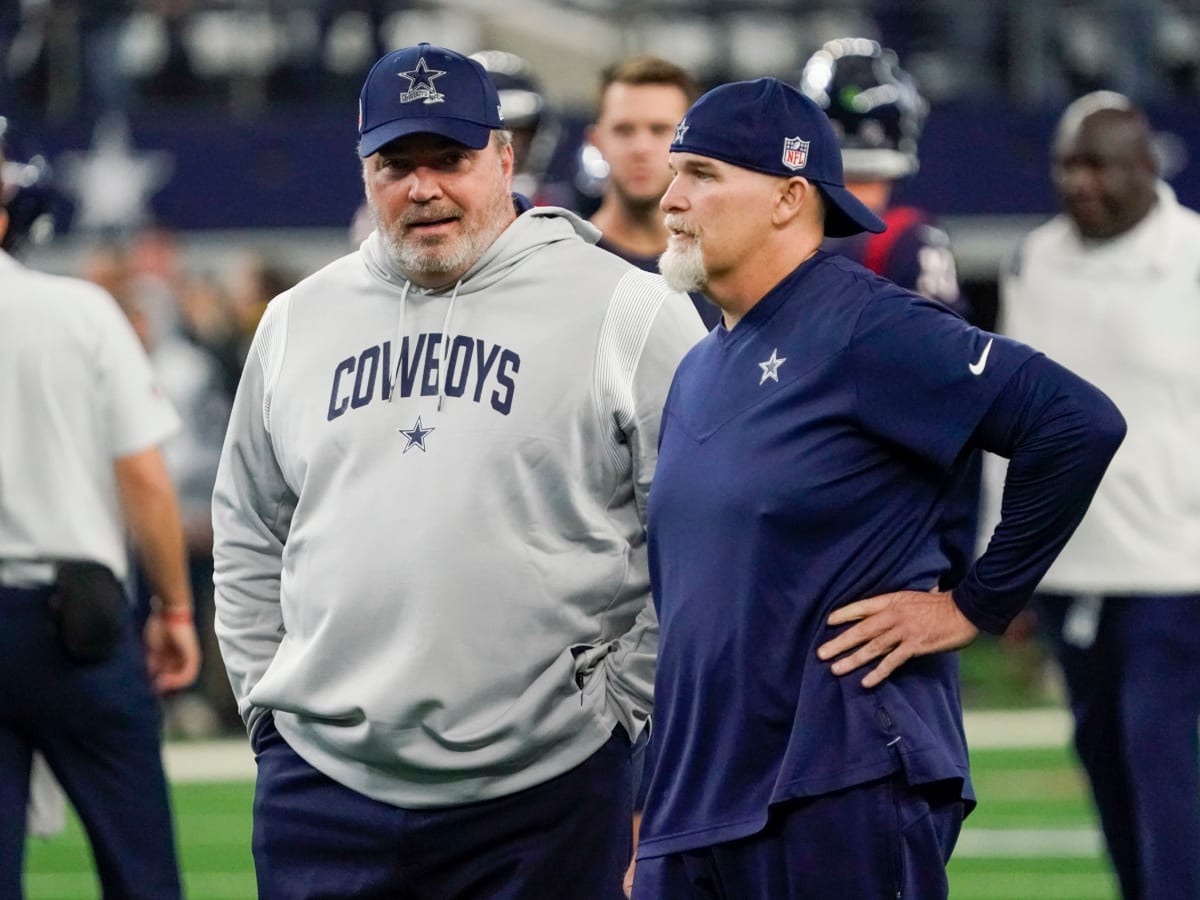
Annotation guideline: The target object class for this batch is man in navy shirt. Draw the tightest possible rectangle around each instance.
[631,77,1126,900]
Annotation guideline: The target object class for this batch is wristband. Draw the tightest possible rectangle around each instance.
[157,606,194,625]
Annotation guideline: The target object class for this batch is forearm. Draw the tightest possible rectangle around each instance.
[956,355,1126,633]
[212,479,290,726]
[602,595,658,739]
[210,325,295,725]
[212,581,284,731]
[114,447,193,614]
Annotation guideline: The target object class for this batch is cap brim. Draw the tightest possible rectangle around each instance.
[818,183,888,237]
[360,118,493,158]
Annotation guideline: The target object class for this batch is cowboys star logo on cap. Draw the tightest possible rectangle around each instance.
[782,136,810,171]
[399,57,446,105]
[674,120,689,144]
[358,43,503,157]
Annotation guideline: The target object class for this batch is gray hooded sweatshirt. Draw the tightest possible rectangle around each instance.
[212,206,705,807]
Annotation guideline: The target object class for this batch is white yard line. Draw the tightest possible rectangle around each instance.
[963,707,1072,749]
[163,739,255,782]
[956,828,1101,858]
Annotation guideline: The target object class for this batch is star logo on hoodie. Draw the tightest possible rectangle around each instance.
[399,416,436,453]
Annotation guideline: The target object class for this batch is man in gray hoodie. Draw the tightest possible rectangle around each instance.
[212,42,705,899]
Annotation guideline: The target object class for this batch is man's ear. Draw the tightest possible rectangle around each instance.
[773,176,812,227]
[498,136,515,178]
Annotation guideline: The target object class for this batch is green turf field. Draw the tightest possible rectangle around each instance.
[23,742,1117,900]
[24,781,256,899]
[949,746,1118,899]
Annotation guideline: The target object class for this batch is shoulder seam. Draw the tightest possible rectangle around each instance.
[593,269,666,469]
[257,290,294,434]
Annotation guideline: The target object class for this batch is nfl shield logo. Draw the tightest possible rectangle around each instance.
[782,137,809,171]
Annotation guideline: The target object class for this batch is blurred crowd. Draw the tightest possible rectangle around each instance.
[2,0,1200,126]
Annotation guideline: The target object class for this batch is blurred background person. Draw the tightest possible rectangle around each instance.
[991,90,1200,900]
[0,119,200,899]
[585,54,718,330]
[0,119,58,257]
[800,37,965,319]
[1,113,69,848]
[470,48,571,206]
[801,36,978,588]
[76,229,240,735]
[587,55,696,268]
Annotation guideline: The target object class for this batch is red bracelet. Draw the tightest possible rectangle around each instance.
[158,607,194,624]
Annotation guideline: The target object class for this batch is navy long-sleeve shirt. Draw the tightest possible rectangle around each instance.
[639,250,1124,858]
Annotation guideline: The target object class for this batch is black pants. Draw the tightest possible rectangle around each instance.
[1036,592,1200,900]
[252,716,633,899]
[0,585,181,899]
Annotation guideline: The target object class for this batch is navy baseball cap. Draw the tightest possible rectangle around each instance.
[670,77,886,237]
[358,43,504,158]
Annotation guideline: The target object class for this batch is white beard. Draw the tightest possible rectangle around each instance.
[378,216,492,280]
[370,171,513,283]
[658,233,708,294]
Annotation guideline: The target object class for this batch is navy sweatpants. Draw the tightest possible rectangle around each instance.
[632,775,964,899]
[1037,592,1200,900]
[252,716,633,899]
[0,585,181,899]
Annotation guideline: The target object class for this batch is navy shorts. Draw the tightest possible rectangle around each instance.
[252,716,634,899]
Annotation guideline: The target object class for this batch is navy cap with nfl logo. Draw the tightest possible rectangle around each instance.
[670,77,886,237]
[358,43,505,158]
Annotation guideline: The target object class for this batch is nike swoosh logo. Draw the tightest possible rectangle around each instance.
[969,338,994,376]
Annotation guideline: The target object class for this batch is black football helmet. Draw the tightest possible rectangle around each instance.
[799,37,928,180]
[469,50,546,132]
[0,116,61,254]
[469,49,563,193]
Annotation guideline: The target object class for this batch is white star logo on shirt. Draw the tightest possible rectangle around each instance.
[758,348,787,385]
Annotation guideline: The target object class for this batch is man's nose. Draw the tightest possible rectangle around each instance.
[408,168,444,202]
[660,177,685,213]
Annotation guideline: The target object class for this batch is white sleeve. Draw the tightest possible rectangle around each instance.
[595,272,706,736]
[211,295,296,737]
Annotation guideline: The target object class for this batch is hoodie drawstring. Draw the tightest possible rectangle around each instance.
[388,279,412,403]
[437,281,459,412]
[387,277,460,412]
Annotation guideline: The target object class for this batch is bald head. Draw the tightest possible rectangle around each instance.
[1051,92,1158,240]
